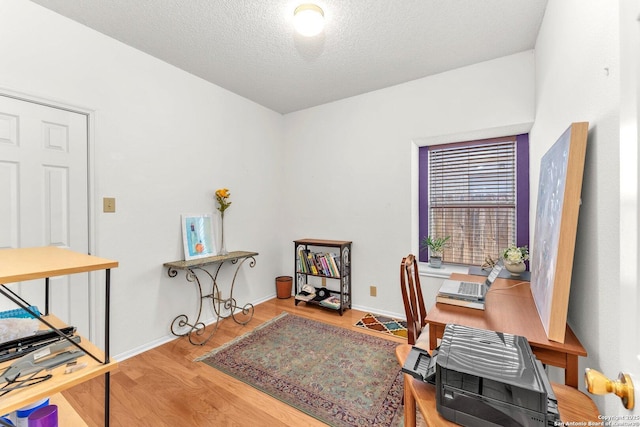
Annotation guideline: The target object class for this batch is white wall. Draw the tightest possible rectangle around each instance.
[0,1,284,358]
[532,0,625,414]
[282,51,535,318]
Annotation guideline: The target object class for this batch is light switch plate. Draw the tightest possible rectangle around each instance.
[103,197,116,213]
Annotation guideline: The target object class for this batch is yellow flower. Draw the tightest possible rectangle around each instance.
[215,188,232,215]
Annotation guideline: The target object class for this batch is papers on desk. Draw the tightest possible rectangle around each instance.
[436,294,485,310]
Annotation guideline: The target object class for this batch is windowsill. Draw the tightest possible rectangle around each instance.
[418,262,469,279]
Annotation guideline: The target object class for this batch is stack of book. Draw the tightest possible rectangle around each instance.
[297,247,341,277]
[295,285,316,302]
[294,286,342,310]
[319,295,341,309]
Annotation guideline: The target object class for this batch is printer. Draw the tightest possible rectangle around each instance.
[402,324,560,427]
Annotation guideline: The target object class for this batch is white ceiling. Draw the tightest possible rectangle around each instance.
[29,0,548,114]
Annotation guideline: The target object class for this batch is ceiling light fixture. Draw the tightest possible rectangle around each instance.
[293,3,325,37]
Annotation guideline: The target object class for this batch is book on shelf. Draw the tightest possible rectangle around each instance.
[295,292,316,302]
[311,253,323,275]
[305,250,319,275]
[436,294,485,310]
[319,295,341,309]
[297,246,309,273]
[327,253,340,277]
[295,284,317,302]
[318,255,331,276]
[297,249,341,277]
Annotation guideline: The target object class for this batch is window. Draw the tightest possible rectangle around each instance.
[419,135,529,265]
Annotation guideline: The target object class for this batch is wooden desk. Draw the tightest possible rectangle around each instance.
[396,344,599,427]
[427,273,586,387]
[0,246,118,426]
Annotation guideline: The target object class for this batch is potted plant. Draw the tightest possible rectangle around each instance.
[501,244,529,276]
[420,235,450,268]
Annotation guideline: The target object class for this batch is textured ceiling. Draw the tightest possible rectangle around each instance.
[29,0,548,114]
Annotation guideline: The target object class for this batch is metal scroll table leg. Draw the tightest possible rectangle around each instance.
[226,256,256,325]
[167,267,210,345]
[198,256,256,326]
[166,254,257,346]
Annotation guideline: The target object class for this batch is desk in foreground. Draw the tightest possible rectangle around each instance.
[0,246,118,426]
[396,344,599,427]
[427,273,586,388]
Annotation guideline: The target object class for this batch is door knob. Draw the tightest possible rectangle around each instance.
[585,368,634,409]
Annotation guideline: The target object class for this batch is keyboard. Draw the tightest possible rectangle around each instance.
[458,281,480,295]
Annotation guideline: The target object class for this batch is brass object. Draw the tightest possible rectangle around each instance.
[103,197,116,213]
[584,368,635,409]
[481,256,497,271]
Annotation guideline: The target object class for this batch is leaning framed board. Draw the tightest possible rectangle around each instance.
[531,122,588,343]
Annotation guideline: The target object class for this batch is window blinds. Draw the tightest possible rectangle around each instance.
[428,139,517,265]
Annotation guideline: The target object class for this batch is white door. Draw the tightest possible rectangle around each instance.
[618,0,639,416]
[0,94,90,335]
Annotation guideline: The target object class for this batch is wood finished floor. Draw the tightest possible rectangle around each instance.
[62,298,410,426]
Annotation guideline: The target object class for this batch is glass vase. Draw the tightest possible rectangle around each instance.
[218,214,228,255]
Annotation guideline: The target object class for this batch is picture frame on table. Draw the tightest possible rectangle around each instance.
[181,214,217,260]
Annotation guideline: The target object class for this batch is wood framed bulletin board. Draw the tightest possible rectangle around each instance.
[531,122,589,343]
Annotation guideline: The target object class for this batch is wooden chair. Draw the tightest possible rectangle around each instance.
[400,254,430,350]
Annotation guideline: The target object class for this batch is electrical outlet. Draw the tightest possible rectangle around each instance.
[370,286,377,297]
[103,197,116,213]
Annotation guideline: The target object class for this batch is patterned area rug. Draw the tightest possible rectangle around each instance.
[197,312,404,427]
[354,313,408,338]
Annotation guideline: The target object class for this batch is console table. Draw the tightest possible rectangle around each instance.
[163,251,258,345]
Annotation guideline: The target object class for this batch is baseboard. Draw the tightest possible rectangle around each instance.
[351,304,405,321]
[113,293,277,362]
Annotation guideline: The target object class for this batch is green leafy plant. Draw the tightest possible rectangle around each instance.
[420,235,450,257]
